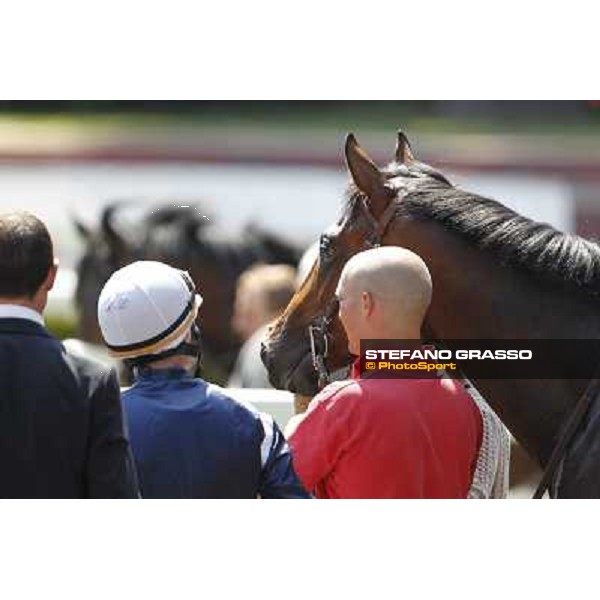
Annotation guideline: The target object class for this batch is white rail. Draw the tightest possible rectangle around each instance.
[224,387,295,430]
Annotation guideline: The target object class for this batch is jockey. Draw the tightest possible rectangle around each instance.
[97,260,310,499]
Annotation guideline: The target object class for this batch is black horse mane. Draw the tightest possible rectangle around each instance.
[399,181,600,295]
[345,178,600,296]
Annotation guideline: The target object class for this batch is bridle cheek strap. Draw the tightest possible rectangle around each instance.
[360,196,397,247]
[308,196,397,392]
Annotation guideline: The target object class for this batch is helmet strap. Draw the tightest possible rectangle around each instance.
[125,324,202,370]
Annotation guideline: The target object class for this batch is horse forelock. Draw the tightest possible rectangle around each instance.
[341,159,452,214]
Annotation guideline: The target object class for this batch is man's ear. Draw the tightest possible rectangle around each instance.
[361,290,375,317]
[43,260,58,292]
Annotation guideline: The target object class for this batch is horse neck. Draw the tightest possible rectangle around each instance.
[393,218,600,464]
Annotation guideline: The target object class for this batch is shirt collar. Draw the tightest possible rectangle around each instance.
[0,304,45,326]
[136,366,193,381]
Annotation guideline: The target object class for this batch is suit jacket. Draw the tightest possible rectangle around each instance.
[0,318,139,498]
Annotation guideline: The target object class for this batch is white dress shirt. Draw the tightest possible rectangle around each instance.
[0,304,45,326]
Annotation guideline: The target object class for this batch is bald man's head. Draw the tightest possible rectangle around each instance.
[335,247,432,348]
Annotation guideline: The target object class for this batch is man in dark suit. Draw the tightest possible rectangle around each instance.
[0,211,139,498]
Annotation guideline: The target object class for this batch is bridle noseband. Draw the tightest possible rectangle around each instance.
[308,195,398,391]
[307,301,337,391]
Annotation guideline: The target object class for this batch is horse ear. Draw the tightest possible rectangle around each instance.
[101,204,129,255]
[395,130,415,164]
[72,215,91,241]
[344,133,387,199]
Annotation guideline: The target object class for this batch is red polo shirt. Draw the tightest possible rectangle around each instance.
[289,370,482,499]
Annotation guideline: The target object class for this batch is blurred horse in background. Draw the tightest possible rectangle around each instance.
[73,201,300,381]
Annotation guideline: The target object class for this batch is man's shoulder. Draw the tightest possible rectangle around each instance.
[210,382,263,409]
[64,350,113,380]
[434,376,478,404]
[1,319,112,385]
[310,378,365,409]
[206,383,280,435]
[0,317,51,338]
[323,378,363,395]
[359,374,467,394]
[346,375,475,409]
[0,318,59,354]
[60,351,118,402]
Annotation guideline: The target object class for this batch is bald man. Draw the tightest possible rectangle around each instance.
[336,246,432,350]
[287,247,485,499]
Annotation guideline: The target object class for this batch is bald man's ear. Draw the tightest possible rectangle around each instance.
[360,290,375,317]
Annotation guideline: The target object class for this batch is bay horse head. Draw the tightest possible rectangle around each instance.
[261,131,453,395]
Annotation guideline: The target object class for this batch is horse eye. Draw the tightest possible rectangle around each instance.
[320,234,333,260]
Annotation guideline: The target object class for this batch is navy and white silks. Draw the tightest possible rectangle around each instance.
[122,367,311,498]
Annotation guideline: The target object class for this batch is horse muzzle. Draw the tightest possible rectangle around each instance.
[260,335,320,396]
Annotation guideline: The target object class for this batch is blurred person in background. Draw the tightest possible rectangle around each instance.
[229,263,297,388]
[98,260,310,498]
[0,211,138,498]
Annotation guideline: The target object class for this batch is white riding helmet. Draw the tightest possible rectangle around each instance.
[97,261,203,360]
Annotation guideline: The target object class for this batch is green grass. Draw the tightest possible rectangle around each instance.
[45,313,78,340]
[1,102,599,136]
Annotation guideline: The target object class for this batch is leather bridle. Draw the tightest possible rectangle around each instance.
[308,195,397,391]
